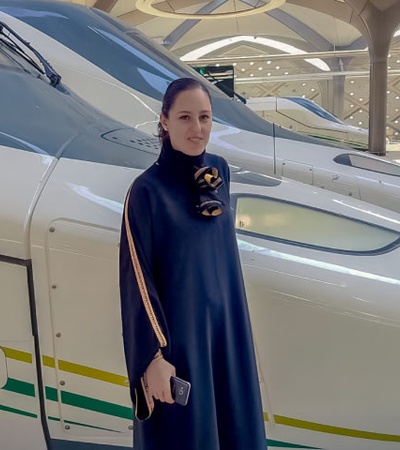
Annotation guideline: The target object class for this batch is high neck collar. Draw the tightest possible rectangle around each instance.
[156,139,224,216]
[157,139,206,175]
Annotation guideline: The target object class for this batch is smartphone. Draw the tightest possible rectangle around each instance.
[170,376,191,406]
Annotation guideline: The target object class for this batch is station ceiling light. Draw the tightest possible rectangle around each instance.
[181,36,330,71]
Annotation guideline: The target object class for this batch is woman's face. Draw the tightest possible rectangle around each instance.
[160,88,212,156]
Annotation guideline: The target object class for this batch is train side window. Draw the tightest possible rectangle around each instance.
[234,195,400,254]
[0,48,18,69]
[334,153,400,177]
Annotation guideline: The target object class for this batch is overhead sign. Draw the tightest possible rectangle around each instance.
[193,65,235,99]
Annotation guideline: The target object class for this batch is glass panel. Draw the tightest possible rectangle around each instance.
[285,97,342,124]
[348,154,400,176]
[335,153,400,177]
[0,45,20,68]
[235,196,400,252]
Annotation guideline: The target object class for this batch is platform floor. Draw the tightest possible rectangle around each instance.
[382,147,400,164]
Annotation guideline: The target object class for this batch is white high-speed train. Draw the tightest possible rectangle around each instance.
[2,0,400,215]
[2,5,400,450]
[247,96,370,151]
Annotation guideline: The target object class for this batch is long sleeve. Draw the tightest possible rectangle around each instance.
[119,180,169,420]
[127,152,266,449]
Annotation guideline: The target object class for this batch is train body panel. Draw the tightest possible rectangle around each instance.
[2,3,400,449]
[21,152,400,449]
[0,146,54,259]
[274,135,400,209]
[28,159,135,447]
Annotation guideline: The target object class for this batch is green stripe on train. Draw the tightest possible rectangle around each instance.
[2,378,35,397]
[267,440,321,449]
[48,416,122,433]
[45,386,133,420]
[0,404,37,418]
[4,347,400,443]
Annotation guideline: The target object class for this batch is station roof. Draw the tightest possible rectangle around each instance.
[52,0,400,140]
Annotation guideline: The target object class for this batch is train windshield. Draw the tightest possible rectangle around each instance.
[0,2,273,136]
[284,97,342,124]
[0,20,61,86]
[0,29,38,72]
[0,41,17,68]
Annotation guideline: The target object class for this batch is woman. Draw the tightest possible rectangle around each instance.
[120,78,266,449]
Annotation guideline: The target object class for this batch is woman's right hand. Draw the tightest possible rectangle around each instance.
[145,356,176,404]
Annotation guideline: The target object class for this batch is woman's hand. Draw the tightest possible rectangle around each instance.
[145,356,176,404]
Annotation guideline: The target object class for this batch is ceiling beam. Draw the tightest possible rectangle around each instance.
[93,0,118,12]
[164,0,228,49]
[266,8,332,51]
[242,0,344,71]
[287,0,354,23]
[242,0,332,52]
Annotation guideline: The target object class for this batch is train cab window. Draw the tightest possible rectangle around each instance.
[0,40,40,75]
[285,97,342,124]
[334,153,400,177]
[234,195,400,254]
[0,46,19,69]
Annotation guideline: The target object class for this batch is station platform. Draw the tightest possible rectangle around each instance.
[382,144,400,163]
[384,152,400,163]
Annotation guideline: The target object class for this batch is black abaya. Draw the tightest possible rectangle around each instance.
[119,140,266,450]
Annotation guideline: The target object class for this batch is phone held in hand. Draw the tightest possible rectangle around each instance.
[170,376,191,406]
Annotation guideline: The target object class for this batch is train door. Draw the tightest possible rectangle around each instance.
[0,258,47,450]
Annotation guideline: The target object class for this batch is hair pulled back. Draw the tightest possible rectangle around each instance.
[158,78,211,144]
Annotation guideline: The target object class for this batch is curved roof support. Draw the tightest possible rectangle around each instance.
[264,8,332,52]
[347,0,400,155]
[344,36,367,50]
[242,0,342,71]
[93,0,118,13]
[163,0,228,49]
[165,0,334,53]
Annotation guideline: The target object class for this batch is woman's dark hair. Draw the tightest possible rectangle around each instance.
[158,78,211,144]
